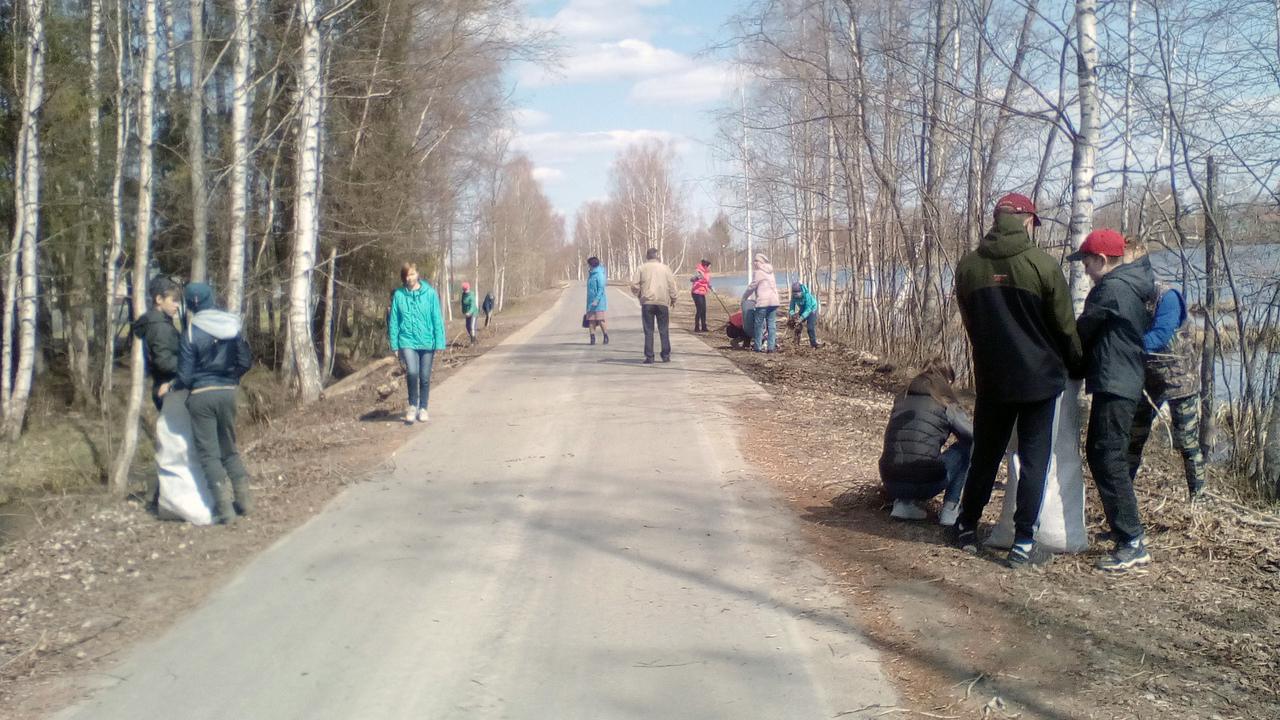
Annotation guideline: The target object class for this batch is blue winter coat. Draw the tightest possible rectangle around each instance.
[586,265,607,312]
[388,282,446,351]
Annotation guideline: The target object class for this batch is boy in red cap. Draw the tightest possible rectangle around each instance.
[460,281,478,344]
[953,193,1082,570]
[1070,228,1156,571]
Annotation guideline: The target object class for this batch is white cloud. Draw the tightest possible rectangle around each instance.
[514,129,689,160]
[629,63,734,107]
[512,108,552,129]
[522,39,689,87]
[530,0,671,42]
[532,167,566,183]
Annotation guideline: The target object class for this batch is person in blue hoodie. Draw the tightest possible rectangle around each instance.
[388,262,446,425]
[787,282,819,348]
[178,282,254,525]
[585,256,609,345]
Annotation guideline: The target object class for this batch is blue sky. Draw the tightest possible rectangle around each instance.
[511,0,742,235]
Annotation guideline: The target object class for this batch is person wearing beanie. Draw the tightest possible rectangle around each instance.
[460,281,478,345]
[952,192,1082,570]
[177,282,254,524]
[742,254,779,352]
[1070,228,1156,571]
[689,260,712,332]
[787,281,819,348]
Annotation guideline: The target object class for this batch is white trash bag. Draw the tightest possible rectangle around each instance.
[985,381,1088,553]
[155,390,214,526]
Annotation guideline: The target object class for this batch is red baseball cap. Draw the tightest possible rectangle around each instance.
[994,193,1041,226]
[1066,228,1126,261]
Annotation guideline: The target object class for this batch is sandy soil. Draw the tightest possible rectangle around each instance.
[2,285,1278,719]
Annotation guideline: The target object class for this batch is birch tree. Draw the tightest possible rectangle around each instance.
[287,0,326,402]
[226,0,256,315]
[188,0,209,282]
[1,0,47,440]
[109,0,160,490]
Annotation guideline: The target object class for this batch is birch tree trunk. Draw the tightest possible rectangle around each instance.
[226,0,255,315]
[188,0,209,281]
[288,0,325,403]
[109,0,159,489]
[2,0,47,440]
[1068,0,1099,313]
[100,0,129,403]
[89,0,103,168]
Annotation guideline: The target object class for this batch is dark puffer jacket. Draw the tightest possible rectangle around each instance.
[954,213,1083,403]
[132,308,180,408]
[178,310,253,391]
[1077,255,1156,401]
[879,377,973,489]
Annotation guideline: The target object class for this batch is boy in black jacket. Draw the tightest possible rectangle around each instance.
[178,283,254,524]
[132,276,183,509]
[1070,228,1156,571]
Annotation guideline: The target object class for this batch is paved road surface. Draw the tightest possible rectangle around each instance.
[56,284,896,719]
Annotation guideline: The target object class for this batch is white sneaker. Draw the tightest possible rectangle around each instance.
[890,500,927,521]
[939,501,960,526]
[417,407,429,422]
[404,406,417,424]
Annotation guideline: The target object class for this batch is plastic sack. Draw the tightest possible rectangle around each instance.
[985,381,1089,552]
[155,390,214,525]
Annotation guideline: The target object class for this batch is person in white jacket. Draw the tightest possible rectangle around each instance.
[741,254,780,352]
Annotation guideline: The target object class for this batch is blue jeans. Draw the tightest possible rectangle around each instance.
[753,305,778,352]
[400,349,435,409]
[940,438,971,504]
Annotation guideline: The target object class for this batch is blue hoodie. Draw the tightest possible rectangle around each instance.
[586,264,607,312]
[789,283,818,320]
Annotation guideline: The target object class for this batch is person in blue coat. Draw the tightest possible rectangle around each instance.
[388,262,445,425]
[788,282,819,348]
[586,257,609,345]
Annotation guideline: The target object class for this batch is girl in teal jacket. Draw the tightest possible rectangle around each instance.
[388,262,445,424]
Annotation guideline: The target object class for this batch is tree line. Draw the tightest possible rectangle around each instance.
[706,0,1280,498]
[0,0,564,487]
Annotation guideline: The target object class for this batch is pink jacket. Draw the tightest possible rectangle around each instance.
[742,262,780,307]
[691,264,710,295]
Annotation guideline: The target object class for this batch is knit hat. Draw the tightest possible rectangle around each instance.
[461,281,470,291]
[183,282,215,310]
[1066,228,1126,261]
[754,253,768,263]
[994,192,1041,227]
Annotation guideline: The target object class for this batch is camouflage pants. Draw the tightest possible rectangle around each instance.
[1127,391,1206,497]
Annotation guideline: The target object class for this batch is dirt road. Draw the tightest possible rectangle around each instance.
[52,286,896,719]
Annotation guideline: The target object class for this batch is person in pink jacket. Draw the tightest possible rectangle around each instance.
[690,259,712,332]
[741,254,780,352]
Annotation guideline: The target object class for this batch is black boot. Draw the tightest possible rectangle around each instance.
[231,476,254,516]
[602,333,609,345]
[589,334,596,345]
[211,482,237,525]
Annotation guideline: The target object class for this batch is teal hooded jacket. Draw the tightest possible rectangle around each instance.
[389,282,446,351]
[789,283,818,319]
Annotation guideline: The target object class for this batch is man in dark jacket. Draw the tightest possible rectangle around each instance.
[178,283,254,524]
[133,276,183,412]
[1071,228,1156,571]
[953,193,1083,569]
[482,292,495,327]
[131,275,183,509]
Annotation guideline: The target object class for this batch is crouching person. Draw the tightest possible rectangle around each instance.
[179,283,254,525]
[879,358,972,525]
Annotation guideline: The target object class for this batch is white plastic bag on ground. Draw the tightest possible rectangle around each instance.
[155,390,214,525]
[985,381,1088,552]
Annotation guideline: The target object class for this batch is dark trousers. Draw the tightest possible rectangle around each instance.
[692,293,708,331]
[641,304,671,361]
[187,388,247,492]
[465,316,476,341]
[1088,392,1144,542]
[793,313,817,347]
[959,394,1057,545]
